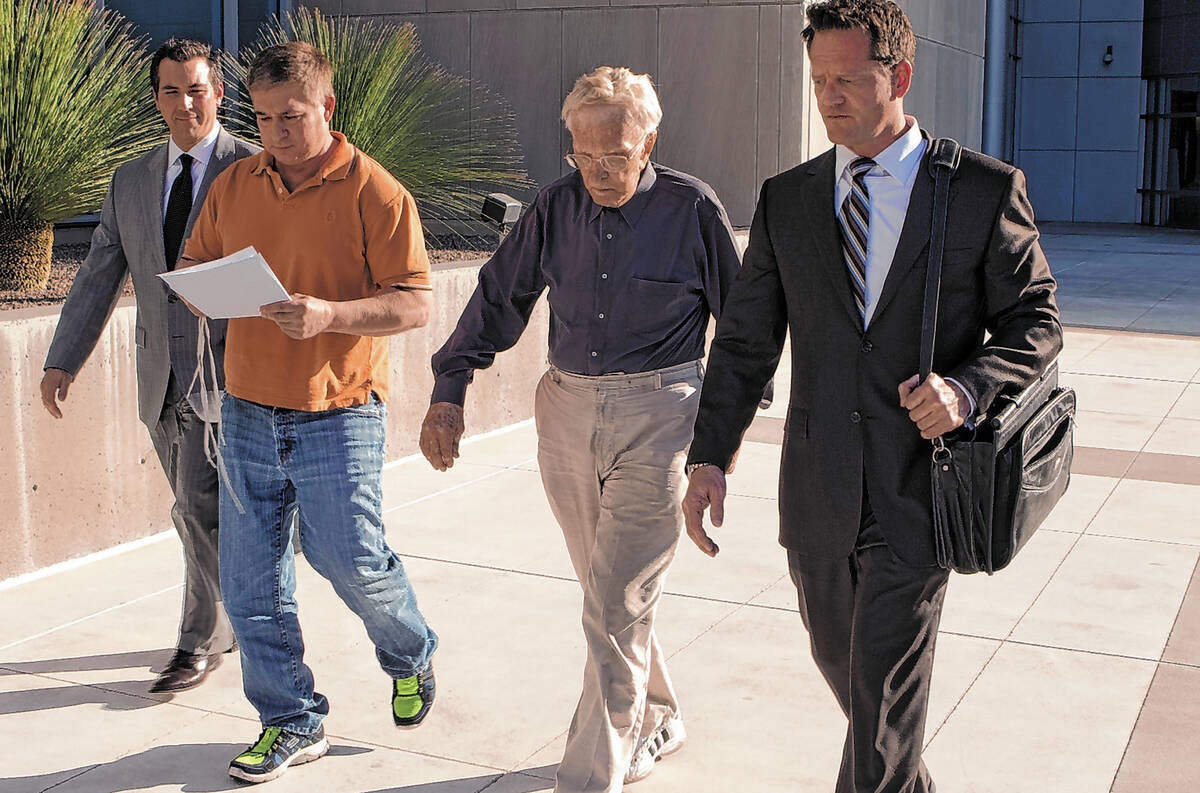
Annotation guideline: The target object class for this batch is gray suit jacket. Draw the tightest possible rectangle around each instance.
[45,128,260,426]
[688,142,1062,566]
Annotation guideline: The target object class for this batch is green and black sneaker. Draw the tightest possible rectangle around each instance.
[228,725,328,783]
[392,665,435,728]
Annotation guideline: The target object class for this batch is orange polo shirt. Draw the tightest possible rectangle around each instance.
[183,132,431,411]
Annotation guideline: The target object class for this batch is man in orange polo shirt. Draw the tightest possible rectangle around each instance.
[181,42,438,784]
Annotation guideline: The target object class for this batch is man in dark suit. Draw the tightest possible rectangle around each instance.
[681,2,1061,791]
[40,38,260,693]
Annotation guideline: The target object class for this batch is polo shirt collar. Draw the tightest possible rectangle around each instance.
[585,163,658,226]
[316,132,354,182]
[250,131,355,185]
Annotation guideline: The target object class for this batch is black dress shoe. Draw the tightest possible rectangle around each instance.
[149,649,222,693]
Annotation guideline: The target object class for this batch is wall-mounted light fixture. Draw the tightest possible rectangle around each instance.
[1102,45,1114,65]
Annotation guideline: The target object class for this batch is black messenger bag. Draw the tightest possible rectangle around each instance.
[920,138,1076,575]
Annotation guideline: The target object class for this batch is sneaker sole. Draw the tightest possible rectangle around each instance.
[624,723,686,784]
[228,736,329,784]
[624,726,686,784]
[660,734,685,757]
[393,699,433,729]
[624,763,655,785]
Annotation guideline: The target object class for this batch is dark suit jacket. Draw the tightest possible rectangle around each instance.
[688,142,1062,566]
[45,128,260,425]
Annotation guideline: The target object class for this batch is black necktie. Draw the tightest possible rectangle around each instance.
[163,152,194,269]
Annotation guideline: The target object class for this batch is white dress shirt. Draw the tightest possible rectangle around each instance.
[833,120,976,414]
[834,119,926,329]
[162,124,222,220]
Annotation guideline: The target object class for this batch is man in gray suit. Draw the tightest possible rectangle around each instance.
[40,38,260,693]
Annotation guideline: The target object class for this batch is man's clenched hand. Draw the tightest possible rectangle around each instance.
[898,372,968,440]
[420,402,465,471]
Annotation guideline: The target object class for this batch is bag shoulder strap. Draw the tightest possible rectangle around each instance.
[919,137,962,382]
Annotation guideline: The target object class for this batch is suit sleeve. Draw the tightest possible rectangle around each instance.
[946,167,1063,412]
[44,177,130,375]
[688,180,789,470]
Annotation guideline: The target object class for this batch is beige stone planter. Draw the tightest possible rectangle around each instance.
[0,260,548,582]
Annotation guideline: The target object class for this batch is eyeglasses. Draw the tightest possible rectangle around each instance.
[565,132,651,172]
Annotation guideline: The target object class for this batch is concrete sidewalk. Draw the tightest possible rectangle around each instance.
[1,222,1199,793]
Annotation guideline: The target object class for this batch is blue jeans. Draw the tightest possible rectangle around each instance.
[218,395,437,735]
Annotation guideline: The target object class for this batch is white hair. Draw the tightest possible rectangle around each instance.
[561,66,662,135]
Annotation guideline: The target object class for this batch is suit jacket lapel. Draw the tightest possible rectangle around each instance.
[142,143,169,274]
[800,150,862,327]
[870,148,934,325]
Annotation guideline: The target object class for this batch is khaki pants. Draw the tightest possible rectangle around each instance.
[534,361,702,793]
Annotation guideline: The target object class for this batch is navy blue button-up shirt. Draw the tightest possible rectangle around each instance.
[431,163,742,405]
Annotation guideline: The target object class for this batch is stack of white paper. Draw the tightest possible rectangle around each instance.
[158,246,290,319]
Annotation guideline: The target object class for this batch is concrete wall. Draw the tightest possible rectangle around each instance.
[898,0,987,150]
[305,0,986,226]
[96,0,988,225]
[0,262,549,583]
[303,0,820,226]
[1014,0,1144,223]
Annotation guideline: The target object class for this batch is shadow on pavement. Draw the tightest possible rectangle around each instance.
[0,743,372,793]
[0,678,176,714]
[0,648,172,676]
[361,763,558,793]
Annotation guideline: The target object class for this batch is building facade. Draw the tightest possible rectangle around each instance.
[1009,0,1145,224]
[99,1,1199,229]
[1000,0,1199,228]
[1142,0,1200,228]
[101,0,987,226]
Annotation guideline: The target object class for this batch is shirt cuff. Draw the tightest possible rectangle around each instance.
[430,371,471,406]
[945,377,977,429]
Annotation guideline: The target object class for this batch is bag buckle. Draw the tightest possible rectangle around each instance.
[931,436,951,466]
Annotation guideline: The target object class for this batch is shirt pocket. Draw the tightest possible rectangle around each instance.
[627,276,696,338]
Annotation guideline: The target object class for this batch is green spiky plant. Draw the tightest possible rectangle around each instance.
[0,0,160,291]
[228,8,530,241]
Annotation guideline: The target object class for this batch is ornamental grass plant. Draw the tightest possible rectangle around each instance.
[230,8,530,239]
[0,0,160,291]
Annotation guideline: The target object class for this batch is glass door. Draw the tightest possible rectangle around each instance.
[1142,76,1200,228]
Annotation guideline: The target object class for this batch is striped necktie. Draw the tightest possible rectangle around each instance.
[838,156,875,322]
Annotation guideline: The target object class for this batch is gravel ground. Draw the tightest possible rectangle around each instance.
[0,244,493,311]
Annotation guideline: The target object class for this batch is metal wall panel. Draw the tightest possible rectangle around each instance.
[657,5,760,217]
[1021,23,1082,78]
[1023,0,1082,23]
[470,11,563,198]
[1077,77,1142,150]
[1081,0,1145,22]
[1075,150,1141,221]
[1019,150,1076,220]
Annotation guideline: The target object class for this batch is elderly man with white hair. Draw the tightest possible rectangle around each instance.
[420,66,741,791]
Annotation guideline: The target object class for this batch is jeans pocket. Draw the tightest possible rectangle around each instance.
[336,392,384,416]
